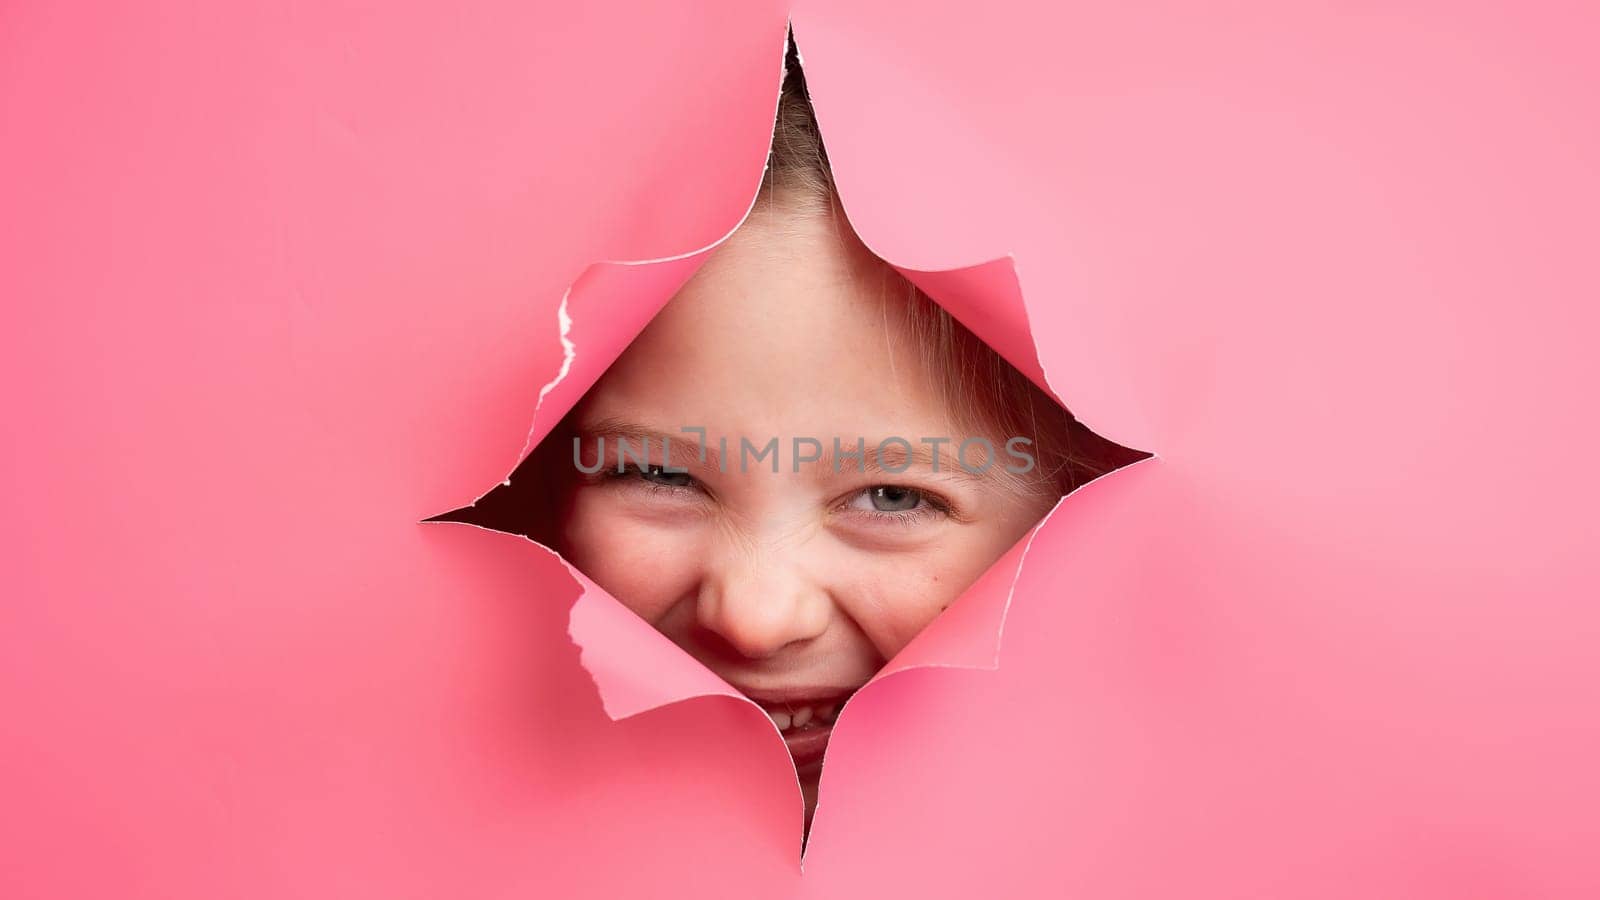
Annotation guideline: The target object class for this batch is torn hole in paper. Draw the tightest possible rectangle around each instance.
[426,26,1151,860]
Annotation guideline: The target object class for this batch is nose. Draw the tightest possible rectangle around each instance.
[695,550,831,660]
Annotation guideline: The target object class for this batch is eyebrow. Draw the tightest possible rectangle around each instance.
[575,418,993,483]
[575,420,724,471]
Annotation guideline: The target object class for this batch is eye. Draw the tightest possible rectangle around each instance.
[841,484,951,521]
[863,485,922,512]
[629,464,694,488]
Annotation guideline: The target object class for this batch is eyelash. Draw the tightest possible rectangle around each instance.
[839,485,953,526]
[601,465,699,497]
[603,465,955,524]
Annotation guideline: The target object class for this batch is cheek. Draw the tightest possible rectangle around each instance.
[832,546,979,661]
[560,492,701,623]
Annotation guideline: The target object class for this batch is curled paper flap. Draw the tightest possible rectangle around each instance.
[893,259,1063,407]
[567,563,744,719]
[522,253,714,462]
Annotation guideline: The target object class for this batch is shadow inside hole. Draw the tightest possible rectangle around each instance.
[423,420,575,546]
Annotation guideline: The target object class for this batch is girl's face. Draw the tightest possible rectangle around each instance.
[556,202,1055,808]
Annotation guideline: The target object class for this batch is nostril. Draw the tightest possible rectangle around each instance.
[691,596,825,662]
[685,620,786,664]
[702,615,795,661]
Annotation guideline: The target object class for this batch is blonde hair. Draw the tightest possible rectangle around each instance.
[765,41,1124,499]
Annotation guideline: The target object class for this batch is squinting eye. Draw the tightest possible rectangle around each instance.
[635,464,694,488]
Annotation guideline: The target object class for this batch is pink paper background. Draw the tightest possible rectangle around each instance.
[4,2,1598,898]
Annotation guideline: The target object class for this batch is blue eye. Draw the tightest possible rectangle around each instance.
[867,485,922,511]
[843,485,949,521]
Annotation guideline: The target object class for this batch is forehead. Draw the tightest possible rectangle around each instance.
[582,208,956,439]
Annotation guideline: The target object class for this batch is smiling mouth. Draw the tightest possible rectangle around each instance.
[741,689,858,773]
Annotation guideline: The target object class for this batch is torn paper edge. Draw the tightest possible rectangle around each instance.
[415,19,810,858]
[420,18,1158,869]
[793,23,1160,863]
[430,26,797,517]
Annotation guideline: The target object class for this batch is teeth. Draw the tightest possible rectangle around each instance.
[762,698,849,731]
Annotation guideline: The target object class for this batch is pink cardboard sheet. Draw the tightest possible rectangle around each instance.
[4,2,1600,898]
